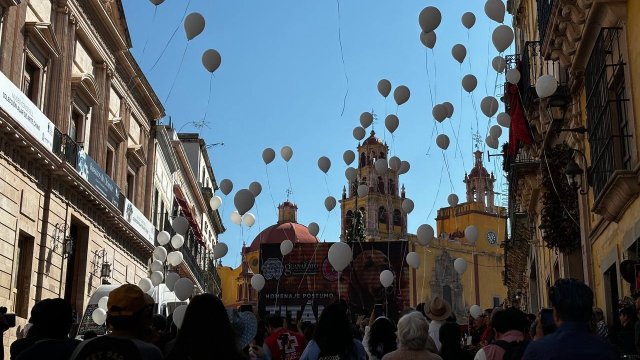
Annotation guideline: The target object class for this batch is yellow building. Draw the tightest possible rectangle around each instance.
[410,151,507,319]
[506,0,640,323]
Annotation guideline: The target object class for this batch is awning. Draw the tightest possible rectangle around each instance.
[173,185,205,246]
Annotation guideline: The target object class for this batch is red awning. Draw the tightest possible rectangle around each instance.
[173,185,205,246]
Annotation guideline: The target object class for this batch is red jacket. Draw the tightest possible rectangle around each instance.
[264,328,306,360]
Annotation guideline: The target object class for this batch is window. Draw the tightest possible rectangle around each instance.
[393,209,402,226]
[153,189,159,229]
[14,233,35,318]
[105,146,115,178]
[377,177,385,194]
[585,27,633,196]
[22,60,40,104]
[493,296,501,308]
[126,170,135,201]
[388,179,395,196]
[378,207,387,225]
[69,109,85,144]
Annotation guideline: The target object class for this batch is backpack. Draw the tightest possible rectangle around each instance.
[494,340,530,360]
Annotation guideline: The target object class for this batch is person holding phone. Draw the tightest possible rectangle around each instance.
[361,305,396,360]
[533,308,556,340]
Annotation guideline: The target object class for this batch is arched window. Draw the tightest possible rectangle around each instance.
[393,209,402,226]
[345,210,354,228]
[377,177,385,194]
[379,151,386,159]
[350,182,357,197]
[388,179,395,195]
[378,207,387,225]
[360,153,366,168]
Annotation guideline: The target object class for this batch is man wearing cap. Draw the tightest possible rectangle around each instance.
[70,284,163,360]
[426,296,452,352]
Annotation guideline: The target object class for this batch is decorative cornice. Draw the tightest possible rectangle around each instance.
[71,73,100,106]
[24,21,62,58]
[591,169,640,222]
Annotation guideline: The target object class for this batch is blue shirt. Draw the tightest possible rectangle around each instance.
[523,321,618,360]
[300,339,367,360]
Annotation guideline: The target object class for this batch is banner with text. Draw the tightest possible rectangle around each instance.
[77,150,121,208]
[123,198,155,245]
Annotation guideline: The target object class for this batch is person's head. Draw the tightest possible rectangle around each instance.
[439,322,462,349]
[106,284,151,335]
[593,308,605,322]
[368,317,397,359]
[397,311,429,351]
[174,293,243,360]
[619,306,637,326]
[425,296,452,322]
[266,314,284,333]
[151,314,167,332]
[314,303,353,356]
[491,307,528,337]
[549,278,593,324]
[473,313,487,328]
[30,298,74,339]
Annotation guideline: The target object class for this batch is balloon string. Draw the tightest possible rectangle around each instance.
[320,210,331,242]
[148,0,192,73]
[139,6,158,64]
[164,42,190,105]
[324,174,331,196]
[203,73,215,122]
[335,0,349,116]
[426,160,444,222]
[431,48,437,101]
[285,162,294,198]
[458,86,466,169]
[484,22,491,95]
[425,49,434,108]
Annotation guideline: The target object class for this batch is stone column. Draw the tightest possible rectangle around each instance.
[88,63,109,166]
[144,127,156,219]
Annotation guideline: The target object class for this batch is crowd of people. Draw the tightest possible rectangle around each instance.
[2,278,634,359]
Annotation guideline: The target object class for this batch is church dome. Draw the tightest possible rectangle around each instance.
[362,130,384,146]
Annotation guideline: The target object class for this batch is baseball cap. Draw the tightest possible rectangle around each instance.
[108,284,152,317]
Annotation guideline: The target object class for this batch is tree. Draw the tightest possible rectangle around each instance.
[346,210,365,244]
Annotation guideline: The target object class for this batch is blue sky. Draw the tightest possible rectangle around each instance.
[122,0,512,267]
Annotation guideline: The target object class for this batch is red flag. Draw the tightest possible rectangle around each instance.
[507,62,533,155]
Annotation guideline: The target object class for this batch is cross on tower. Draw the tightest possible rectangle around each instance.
[472,132,482,150]
[371,109,378,132]
[285,188,293,201]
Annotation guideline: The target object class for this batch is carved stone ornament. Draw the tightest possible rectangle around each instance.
[592,169,640,222]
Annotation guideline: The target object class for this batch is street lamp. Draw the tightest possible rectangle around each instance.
[63,236,74,259]
[564,150,590,196]
[101,261,112,285]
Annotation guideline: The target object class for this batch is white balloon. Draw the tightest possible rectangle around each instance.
[157,231,171,246]
[317,197,333,215]
[345,167,358,182]
[343,150,355,166]
[393,86,410,106]
[480,96,499,118]
[465,225,479,245]
[357,184,368,197]
[484,0,506,23]
[492,56,507,73]
[451,44,467,64]
[308,222,320,237]
[486,136,499,149]
[497,112,511,128]
[385,114,399,133]
[167,251,183,266]
[462,74,477,93]
[219,179,233,196]
[149,0,165,5]
[378,79,391,98]
[328,242,352,272]
[417,224,434,246]
[375,158,388,175]
[492,24,514,52]
[420,31,436,49]
[490,125,503,139]
[360,112,374,128]
[419,6,442,33]
[353,126,366,141]
[262,148,276,165]
[150,259,164,272]
[165,272,180,291]
[243,213,256,227]
[202,49,221,73]
[280,239,294,256]
[402,198,414,213]
[230,210,242,225]
[318,156,331,173]
[234,189,255,216]
[398,161,410,175]
[461,12,476,29]
[250,274,265,291]
[171,234,184,249]
[172,305,188,329]
[92,308,107,325]
[454,258,468,274]
[389,156,401,172]
[448,194,459,207]
[153,246,168,262]
[213,242,228,260]
[184,12,205,41]
[209,196,222,210]
[470,305,482,318]
[281,146,293,162]
[98,296,109,311]
[432,104,448,123]
[406,252,421,269]
[138,277,153,293]
[535,74,558,98]
[506,68,521,84]
[436,134,450,150]
[443,102,454,118]
[174,278,194,301]
[150,271,164,286]
[171,216,189,235]
[379,270,394,288]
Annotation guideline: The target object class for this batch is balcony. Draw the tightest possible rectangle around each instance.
[53,127,79,167]
[537,0,553,44]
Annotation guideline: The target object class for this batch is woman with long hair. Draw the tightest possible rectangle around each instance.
[438,322,473,360]
[166,294,246,360]
[362,315,397,360]
[300,303,367,360]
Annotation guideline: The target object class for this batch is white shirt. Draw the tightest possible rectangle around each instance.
[474,348,488,360]
[428,320,444,351]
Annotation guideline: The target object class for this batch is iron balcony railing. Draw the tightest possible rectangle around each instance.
[53,127,79,167]
[537,0,553,44]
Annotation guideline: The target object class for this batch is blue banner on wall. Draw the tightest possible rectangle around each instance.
[77,150,121,209]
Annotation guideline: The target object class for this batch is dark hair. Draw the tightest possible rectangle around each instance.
[267,314,284,329]
[30,298,73,339]
[491,308,528,334]
[619,306,638,324]
[303,323,316,343]
[314,303,353,357]
[439,322,467,359]
[368,317,397,359]
[416,303,426,317]
[549,278,593,323]
[168,294,244,360]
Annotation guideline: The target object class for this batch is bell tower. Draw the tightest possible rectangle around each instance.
[464,150,496,212]
[340,131,407,242]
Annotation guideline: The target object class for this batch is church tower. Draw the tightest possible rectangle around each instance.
[340,131,407,242]
[464,150,497,212]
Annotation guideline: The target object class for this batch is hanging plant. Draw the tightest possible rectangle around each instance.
[538,144,580,253]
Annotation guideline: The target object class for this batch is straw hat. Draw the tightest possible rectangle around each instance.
[425,296,452,321]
